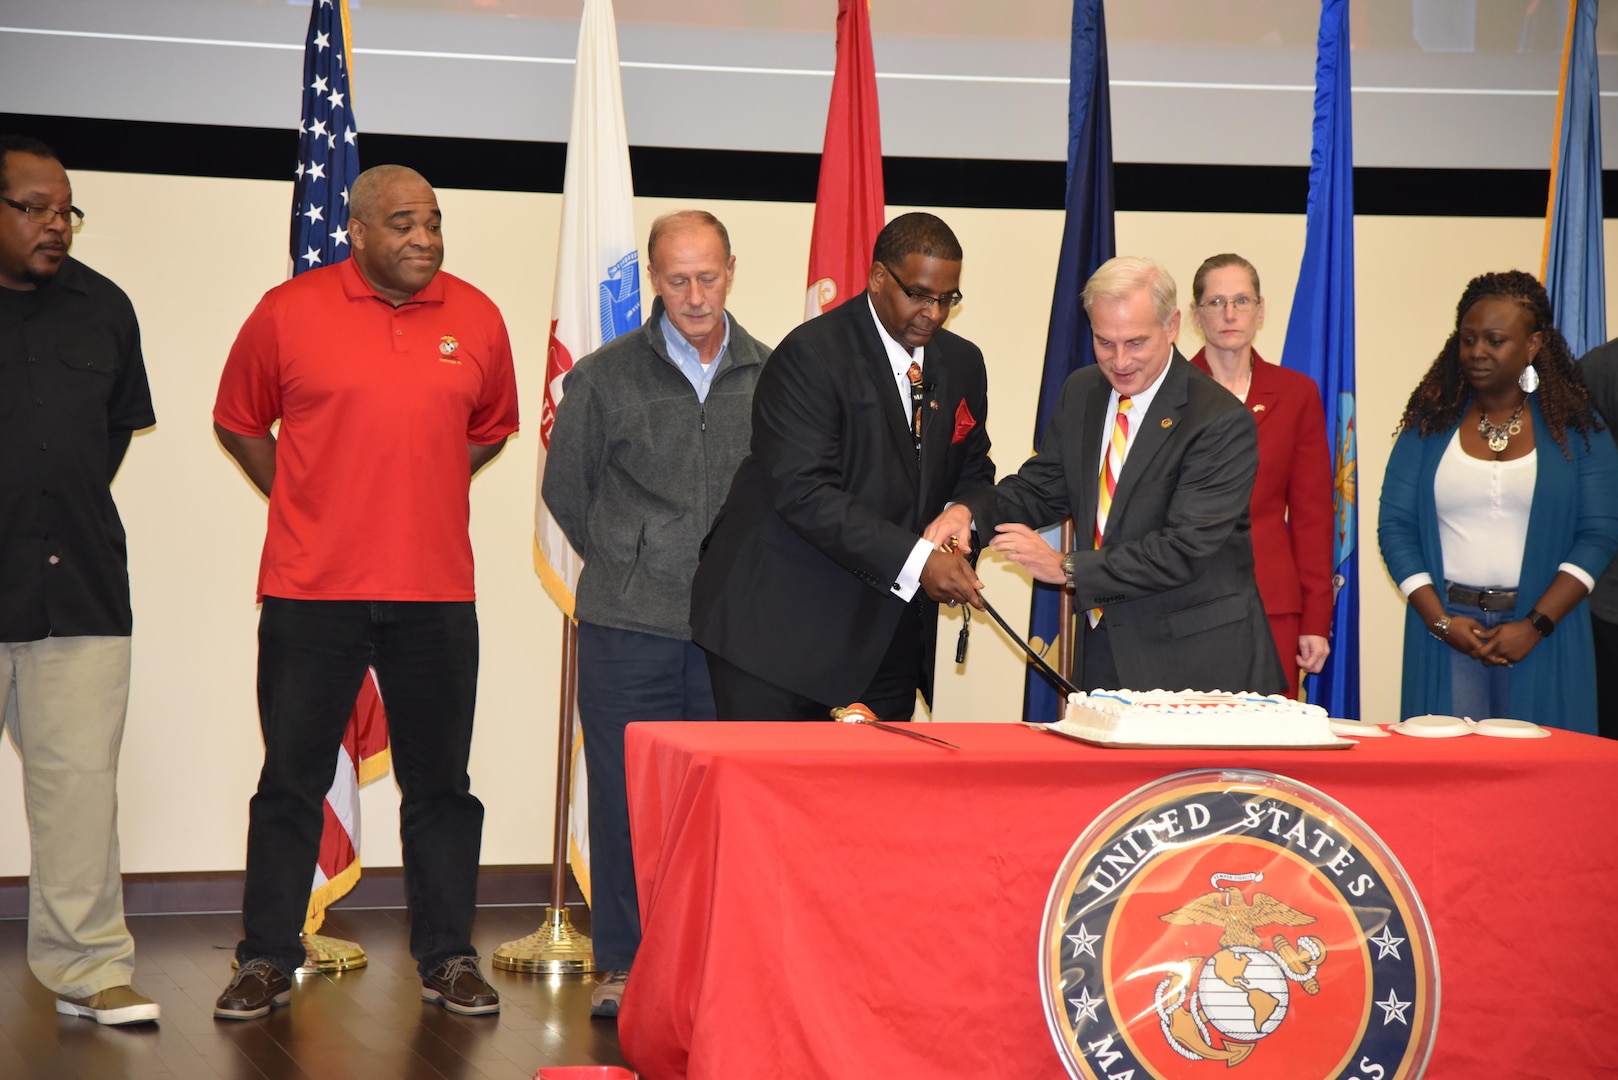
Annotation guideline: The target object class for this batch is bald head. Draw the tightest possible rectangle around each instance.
[350,164,431,225]
[347,164,442,305]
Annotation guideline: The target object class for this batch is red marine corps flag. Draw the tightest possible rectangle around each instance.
[804,0,884,321]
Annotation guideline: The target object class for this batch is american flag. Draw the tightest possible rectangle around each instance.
[291,0,361,275]
[285,0,388,937]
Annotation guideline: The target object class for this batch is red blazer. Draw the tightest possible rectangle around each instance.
[1190,348,1334,634]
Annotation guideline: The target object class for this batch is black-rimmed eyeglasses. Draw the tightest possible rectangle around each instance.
[1,196,85,231]
[883,263,963,311]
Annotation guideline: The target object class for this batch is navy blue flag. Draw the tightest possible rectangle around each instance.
[1280,0,1358,718]
[1023,0,1116,723]
[291,0,361,276]
[1542,0,1604,357]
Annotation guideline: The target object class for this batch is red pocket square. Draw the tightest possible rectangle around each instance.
[952,400,977,444]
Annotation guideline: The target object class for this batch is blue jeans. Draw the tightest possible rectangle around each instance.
[1447,591,1515,721]
[238,598,484,978]
[576,622,716,971]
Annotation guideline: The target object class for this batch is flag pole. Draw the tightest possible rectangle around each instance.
[1056,518,1074,718]
[1022,0,1115,722]
[506,0,637,976]
[493,614,594,972]
[292,0,370,973]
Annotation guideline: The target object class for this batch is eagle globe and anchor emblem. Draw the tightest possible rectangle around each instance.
[1041,771,1439,1080]
[1153,871,1326,1065]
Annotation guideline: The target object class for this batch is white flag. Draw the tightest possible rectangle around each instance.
[534,0,640,907]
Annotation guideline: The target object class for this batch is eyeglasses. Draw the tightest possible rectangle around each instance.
[1,196,85,231]
[883,263,963,311]
[1197,295,1257,313]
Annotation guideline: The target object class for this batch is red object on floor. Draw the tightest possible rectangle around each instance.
[619,721,1618,1079]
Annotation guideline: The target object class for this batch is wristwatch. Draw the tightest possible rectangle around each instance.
[1526,609,1556,637]
[1060,550,1078,586]
[1428,615,1452,641]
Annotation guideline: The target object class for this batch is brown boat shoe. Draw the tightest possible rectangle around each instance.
[421,955,500,1016]
[213,958,292,1020]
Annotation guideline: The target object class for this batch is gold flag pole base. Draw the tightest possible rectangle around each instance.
[229,933,369,975]
[492,905,595,974]
[298,933,368,974]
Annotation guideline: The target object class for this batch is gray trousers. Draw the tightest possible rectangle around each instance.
[2,635,136,997]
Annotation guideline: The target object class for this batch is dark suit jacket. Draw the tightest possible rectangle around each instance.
[960,351,1284,694]
[1576,339,1618,625]
[1189,348,1335,634]
[690,294,995,706]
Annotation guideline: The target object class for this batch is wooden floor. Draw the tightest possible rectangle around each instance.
[0,905,629,1080]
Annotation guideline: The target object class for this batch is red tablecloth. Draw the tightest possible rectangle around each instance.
[619,722,1618,1079]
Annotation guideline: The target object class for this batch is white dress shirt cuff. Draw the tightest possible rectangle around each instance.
[892,539,934,602]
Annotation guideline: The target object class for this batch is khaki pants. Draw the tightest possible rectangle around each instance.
[2,636,136,997]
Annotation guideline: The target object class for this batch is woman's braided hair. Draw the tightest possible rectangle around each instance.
[1396,270,1599,456]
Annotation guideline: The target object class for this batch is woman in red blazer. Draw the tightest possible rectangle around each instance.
[1188,254,1335,697]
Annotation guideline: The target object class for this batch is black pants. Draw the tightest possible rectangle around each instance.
[237,598,484,978]
[1594,614,1618,740]
[707,601,924,722]
[575,622,716,972]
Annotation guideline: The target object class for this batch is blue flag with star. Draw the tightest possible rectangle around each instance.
[1280,0,1358,718]
[291,0,361,276]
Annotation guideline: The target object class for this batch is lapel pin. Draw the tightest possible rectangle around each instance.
[930,400,939,410]
[1253,403,1267,413]
[1160,418,1173,429]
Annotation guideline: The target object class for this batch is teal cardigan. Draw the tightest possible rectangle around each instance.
[1377,399,1618,732]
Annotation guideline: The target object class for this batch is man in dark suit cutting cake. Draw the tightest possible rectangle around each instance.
[691,212,995,720]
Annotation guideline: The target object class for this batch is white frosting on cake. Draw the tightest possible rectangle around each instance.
[1057,688,1337,746]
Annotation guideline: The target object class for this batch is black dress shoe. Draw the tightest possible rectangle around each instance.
[421,955,500,1016]
[214,959,291,1020]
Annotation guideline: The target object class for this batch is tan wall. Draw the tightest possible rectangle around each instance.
[0,171,1600,875]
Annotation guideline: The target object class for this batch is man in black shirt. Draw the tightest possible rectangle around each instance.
[0,135,159,1025]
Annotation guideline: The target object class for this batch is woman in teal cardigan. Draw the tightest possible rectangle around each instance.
[1378,271,1618,733]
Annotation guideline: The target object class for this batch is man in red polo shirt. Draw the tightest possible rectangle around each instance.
[210,165,518,1020]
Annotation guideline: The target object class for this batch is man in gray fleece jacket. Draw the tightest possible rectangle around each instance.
[541,210,769,1017]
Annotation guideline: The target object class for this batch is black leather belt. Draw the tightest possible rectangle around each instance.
[1447,584,1517,612]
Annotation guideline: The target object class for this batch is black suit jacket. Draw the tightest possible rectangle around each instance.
[960,352,1284,694]
[690,294,995,706]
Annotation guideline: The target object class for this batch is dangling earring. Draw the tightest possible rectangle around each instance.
[1519,364,1540,394]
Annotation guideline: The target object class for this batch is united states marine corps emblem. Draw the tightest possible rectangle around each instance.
[1041,770,1438,1080]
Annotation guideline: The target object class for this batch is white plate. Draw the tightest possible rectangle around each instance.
[1390,714,1476,738]
[1329,718,1390,738]
[1472,717,1551,739]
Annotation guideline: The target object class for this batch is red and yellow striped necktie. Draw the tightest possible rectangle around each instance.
[1089,395,1133,626]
